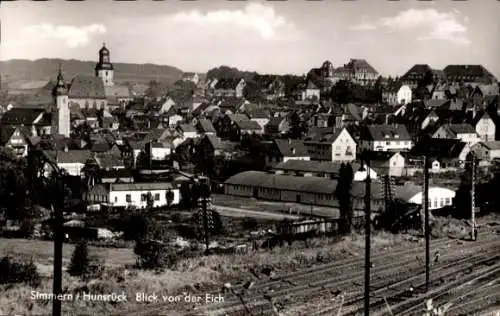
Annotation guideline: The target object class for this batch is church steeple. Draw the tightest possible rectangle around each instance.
[53,63,67,96]
[95,42,114,86]
[52,64,70,138]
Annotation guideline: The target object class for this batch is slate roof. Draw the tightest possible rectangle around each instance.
[362,124,411,141]
[401,64,443,81]
[197,119,217,134]
[225,171,383,197]
[274,160,362,176]
[0,126,20,145]
[109,182,174,191]
[478,141,500,151]
[273,139,309,157]
[443,65,495,81]
[1,108,45,125]
[234,119,262,131]
[204,134,237,151]
[305,128,346,144]
[178,124,197,134]
[227,113,250,122]
[94,153,125,169]
[345,59,379,75]
[68,75,106,99]
[44,150,92,164]
[446,123,476,135]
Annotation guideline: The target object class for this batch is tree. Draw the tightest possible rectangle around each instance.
[68,241,89,277]
[288,112,306,139]
[134,218,176,269]
[166,189,174,208]
[0,147,30,220]
[335,163,354,234]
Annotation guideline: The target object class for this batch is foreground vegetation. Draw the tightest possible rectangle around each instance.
[0,231,412,315]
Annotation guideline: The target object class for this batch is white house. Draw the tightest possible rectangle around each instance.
[360,124,413,152]
[84,182,180,208]
[433,123,480,145]
[473,112,496,142]
[395,184,456,210]
[383,84,412,105]
[304,127,357,162]
[151,143,172,160]
[167,114,183,128]
[298,81,320,101]
[43,149,92,177]
[158,97,176,115]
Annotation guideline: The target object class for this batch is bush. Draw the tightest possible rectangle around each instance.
[19,219,35,238]
[68,242,90,277]
[241,217,258,231]
[134,240,178,269]
[133,218,177,269]
[0,256,41,287]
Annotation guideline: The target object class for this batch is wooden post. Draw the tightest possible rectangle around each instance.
[364,157,371,316]
[423,156,430,292]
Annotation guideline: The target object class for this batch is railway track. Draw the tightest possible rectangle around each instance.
[118,230,499,316]
[199,236,500,316]
[120,234,455,316]
[192,237,481,315]
[439,282,500,315]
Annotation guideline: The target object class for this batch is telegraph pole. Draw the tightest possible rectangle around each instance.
[471,153,477,241]
[53,171,64,316]
[423,155,430,292]
[364,156,372,316]
[202,195,210,253]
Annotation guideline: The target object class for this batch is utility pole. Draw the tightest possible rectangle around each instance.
[53,171,64,316]
[423,155,430,293]
[202,194,210,254]
[364,156,372,316]
[471,153,477,241]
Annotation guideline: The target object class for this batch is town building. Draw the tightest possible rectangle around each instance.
[304,127,357,162]
[359,124,413,152]
[84,182,180,208]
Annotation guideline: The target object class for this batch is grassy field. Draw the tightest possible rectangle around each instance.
[0,238,136,267]
[0,232,413,315]
[2,214,498,315]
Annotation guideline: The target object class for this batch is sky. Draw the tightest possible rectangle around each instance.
[1,0,500,78]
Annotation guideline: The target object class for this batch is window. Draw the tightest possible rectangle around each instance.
[386,141,390,145]
[445,197,451,205]
[440,198,444,207]
[155,193,160,201]
[126,194,131,202]
[114,196,118,203]
[434,199,438,208]
[141,194,147,201]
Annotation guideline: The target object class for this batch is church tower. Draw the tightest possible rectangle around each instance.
[52,66,70,137]
[95,42,114,86]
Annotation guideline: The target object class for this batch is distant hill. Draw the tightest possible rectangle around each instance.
[0,58,184,89]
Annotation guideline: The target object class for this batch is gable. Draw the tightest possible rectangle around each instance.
[333,128,355,145]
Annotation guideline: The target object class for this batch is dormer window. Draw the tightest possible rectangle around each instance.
[394,134,399,139]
